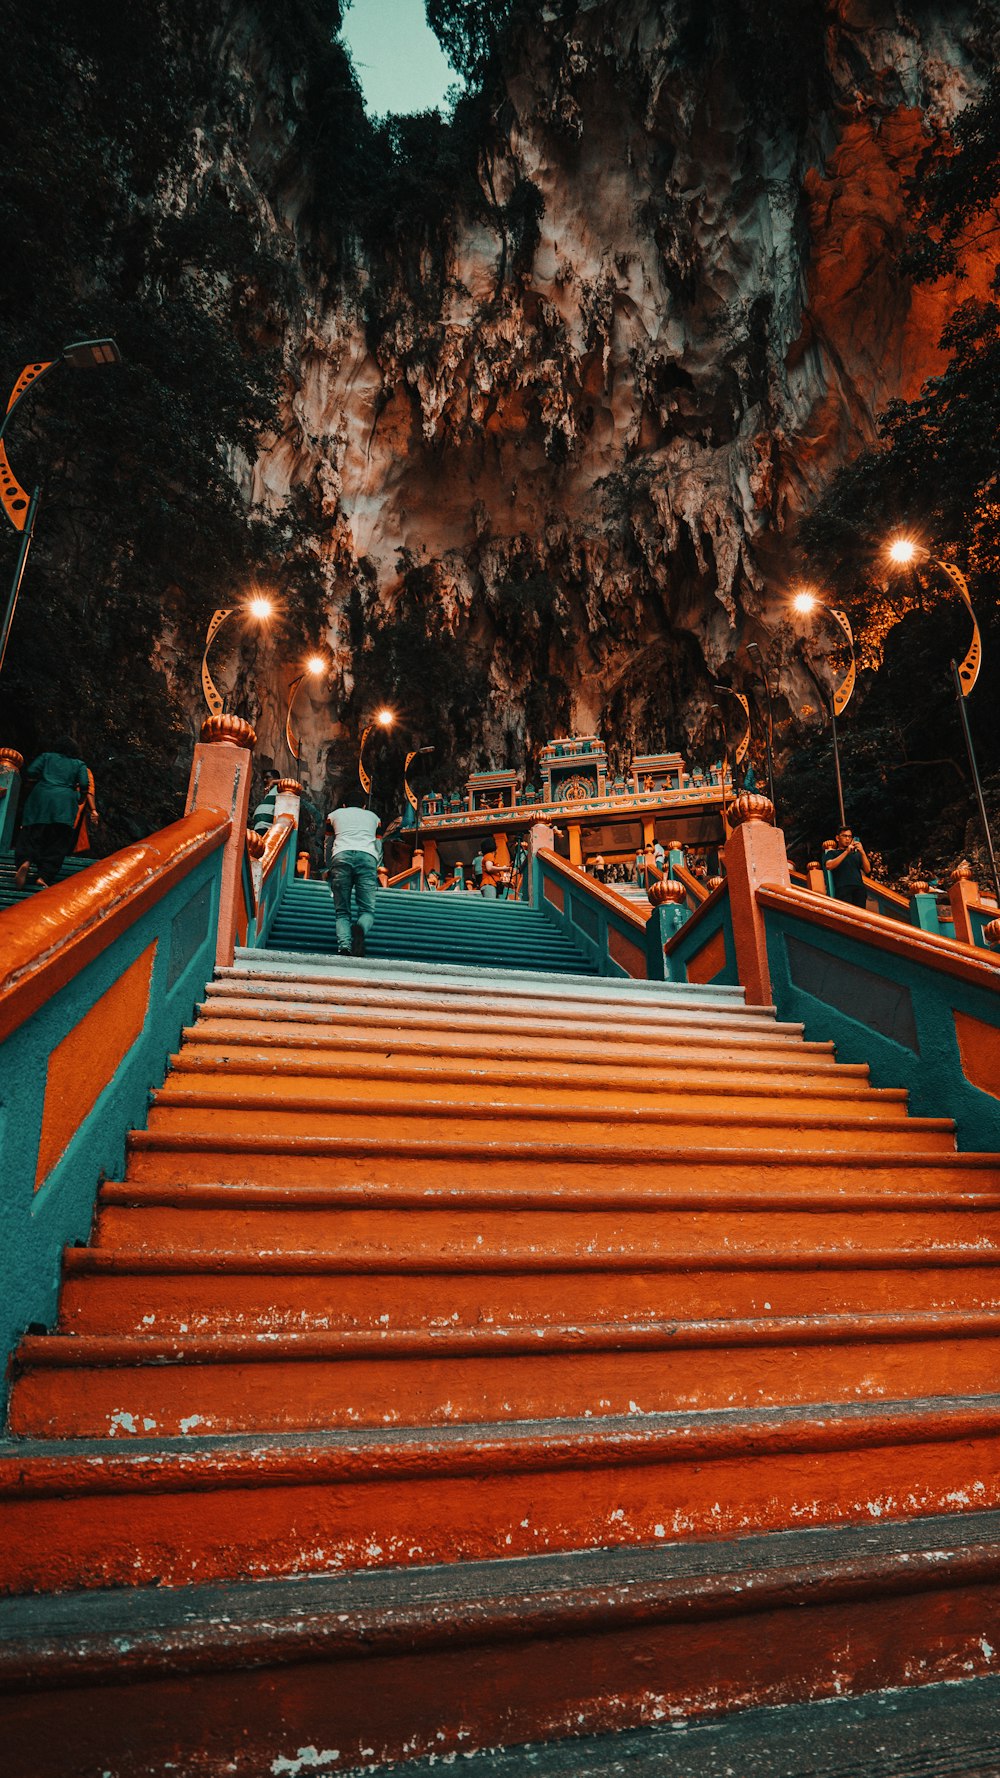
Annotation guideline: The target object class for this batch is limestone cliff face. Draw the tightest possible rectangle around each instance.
[228,1,990,793]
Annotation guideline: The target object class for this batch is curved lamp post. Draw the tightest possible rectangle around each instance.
[712,684,752,785]
[201,597,273,715]
[746,641,778,811]
[359,707,395,808]
[887,536,999,902]
[0,338,122,676]
[791,589,856,829]
[285,654,328,764]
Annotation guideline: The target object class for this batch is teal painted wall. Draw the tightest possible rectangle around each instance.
[0,850,222,1401]
[533,855,657,978]
[662,891,737,988]
[763,902,1000,1153]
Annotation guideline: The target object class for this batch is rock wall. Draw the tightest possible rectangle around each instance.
[230,1,991,795]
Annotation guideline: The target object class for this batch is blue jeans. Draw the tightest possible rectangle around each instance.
[329,851,379,951]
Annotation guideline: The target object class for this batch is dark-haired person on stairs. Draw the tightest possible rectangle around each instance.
[14,739,93,890]
[326,798,382,956]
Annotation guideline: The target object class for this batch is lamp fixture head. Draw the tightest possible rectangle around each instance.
[305,653,326,676]
[246,596,273,622]
[376,707,395,728]
[888,537,918,566]
[62,338,122,371]
[791,589,818,616]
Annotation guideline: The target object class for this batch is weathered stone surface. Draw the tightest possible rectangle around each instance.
[212,3,992,787]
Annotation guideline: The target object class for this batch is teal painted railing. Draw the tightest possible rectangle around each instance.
[249,813,297,948]
[0,810,230,1393]
[660,881,738,988]
[532,848,660,978]
[759,884,1000,1153]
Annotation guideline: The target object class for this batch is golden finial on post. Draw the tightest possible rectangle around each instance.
[199,714,257,749]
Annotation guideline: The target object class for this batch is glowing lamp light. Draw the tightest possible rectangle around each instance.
[377,707,395,727]
[305,654,326,676]
[246,596,273,621]
[888,537,918,566]
[792,590,818,615]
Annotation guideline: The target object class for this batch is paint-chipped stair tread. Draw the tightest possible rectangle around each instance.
[160,1059,911,1120]
[338,1673,1000,1778]
[178,1026,875,1080]
[55,1248,1000,1332]
[16,1310,1000,1438]
[4,1512,1000,1766]
[144,1094,946,1153]
[228,952,748,1003]
[205,978,783,1033]
[115,1147,1000,1201]
[6,1400,1000,1596]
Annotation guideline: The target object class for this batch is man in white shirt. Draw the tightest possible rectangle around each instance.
[325,800,383,956]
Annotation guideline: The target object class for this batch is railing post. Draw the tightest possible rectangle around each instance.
[527,820,556,904]
[0,748,24,852]
[948,860,978,947]
[723,793,790,1006]
[806,859,827,895]
[185,715,256,967]
[273,777,301,836]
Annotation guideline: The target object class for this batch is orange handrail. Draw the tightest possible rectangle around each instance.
[537,848,651,932]
[260,814,295,884]
[757,882,1000,994]
[0,810,230,1043]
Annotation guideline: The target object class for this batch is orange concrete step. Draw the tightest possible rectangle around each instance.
[162,1057,908,1120]
[187,1011,846,1069]
[12,1312,1000,1438]
[57,1250,1000,1334]
[204,974,778,1030]
[121,1136,996,1196]
[92,1188,1000,1262]
[4,1401,1000,1596]
[198,992,812,1049]
[171,1041,887,1101]
[143,1098,955,1155]
[4,1514,1000,1778]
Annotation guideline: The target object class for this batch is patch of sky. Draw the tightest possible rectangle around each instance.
[341,0,458,117]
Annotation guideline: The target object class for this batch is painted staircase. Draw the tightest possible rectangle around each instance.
[5,948,1000,1772]
[268,874,595,972]
[0,850,91,911]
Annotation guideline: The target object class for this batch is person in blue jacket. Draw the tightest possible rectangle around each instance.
[14,739,93,889]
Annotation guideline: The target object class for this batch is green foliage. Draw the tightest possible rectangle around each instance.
[339,565,491,807]
[425,0,515,87]
[674,0,829,130]
[0,0,337,847]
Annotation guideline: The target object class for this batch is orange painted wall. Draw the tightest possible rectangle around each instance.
[35,945,155,1190]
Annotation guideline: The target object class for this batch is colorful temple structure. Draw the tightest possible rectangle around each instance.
[396,733,732,874]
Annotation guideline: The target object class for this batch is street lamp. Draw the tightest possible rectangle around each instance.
[0,338,122,675]
[712,685,752,786]
[746,642,778,810]
[359,707,395,808]
[404,744,434,847]
[201,596,273,715]
[285,653,328,763]
[791,588,856,829]
[886,536,999,903]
